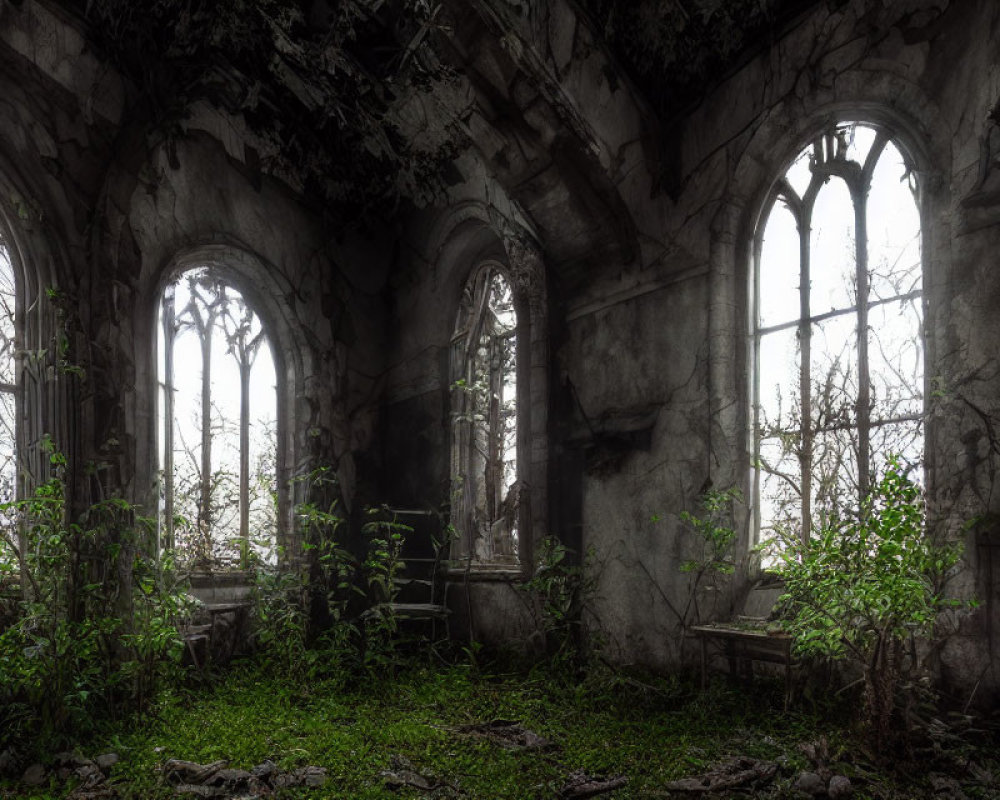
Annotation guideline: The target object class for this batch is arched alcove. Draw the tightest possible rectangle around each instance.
[424,206,549,575]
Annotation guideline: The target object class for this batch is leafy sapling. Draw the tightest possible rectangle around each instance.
[777,457,964,745]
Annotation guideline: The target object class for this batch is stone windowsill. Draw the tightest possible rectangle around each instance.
[187,570,254,587]
[444,563,525,582]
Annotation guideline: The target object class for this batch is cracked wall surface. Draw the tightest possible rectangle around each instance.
[384,0,1000,701]
[1,0,999,701]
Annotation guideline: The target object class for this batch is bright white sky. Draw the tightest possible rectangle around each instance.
[755,123,923,541]
[157,271,277,543]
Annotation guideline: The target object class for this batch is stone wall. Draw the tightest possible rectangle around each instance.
[1,0,999,703]
[0,1,390,557]
[383,0,1000,703]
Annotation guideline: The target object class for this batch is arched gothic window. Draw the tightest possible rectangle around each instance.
[450,264,519,565]
[158,268,277,569]
[0,238,15,507]
[752,122,924,551]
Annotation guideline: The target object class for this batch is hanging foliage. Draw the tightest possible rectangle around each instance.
[578,0,817,116]
[74,0,457,224]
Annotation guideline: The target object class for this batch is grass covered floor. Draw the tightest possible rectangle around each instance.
[2,658,997,799]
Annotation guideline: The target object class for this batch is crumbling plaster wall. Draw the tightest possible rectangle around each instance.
[386,0,1000,695]
[0,0,122,503]
[666,0,1000,699]
[583,0,1000,691]
[0,2,392,555]
[102,122,397,548]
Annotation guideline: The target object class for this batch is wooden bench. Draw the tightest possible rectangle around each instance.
[690,581,797,708]
[181,601,251,668]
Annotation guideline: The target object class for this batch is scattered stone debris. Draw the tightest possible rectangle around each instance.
[380,754,439,793]
[162,758,328,797]
[787,769,856,798]
[558,769,628,798]
[0,748,20,777]
[792,770,828,797]
[18,752,122,798]
[457,719,555,751]
[12,751,328,799]
[94,753,120,772]
[663,756,778,793]
[273,765,329,788]
[792,737,854,798]
[827,773,853,799]
[21,762,47,787]
[928,773,970,800]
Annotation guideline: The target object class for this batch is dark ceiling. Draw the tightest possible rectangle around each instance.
[578,0,828,118]
[49,0,828,221]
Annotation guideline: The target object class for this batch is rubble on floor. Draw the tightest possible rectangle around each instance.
[662,755,778,793]
[163,758,328,796]
[456,719,554,750]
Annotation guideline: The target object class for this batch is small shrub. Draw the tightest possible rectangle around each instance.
[0,444,189,750]
[777,457,963,745]
[675,487,740,627]
[523,536,597,669]
[360,506,410,674]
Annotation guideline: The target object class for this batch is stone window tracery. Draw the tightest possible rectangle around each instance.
[0,239,15,508]
[450,263,520,566]
[752,122,924,552]
[158,268,278,569]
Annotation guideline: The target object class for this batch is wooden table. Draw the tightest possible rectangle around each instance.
[690,623,796,709]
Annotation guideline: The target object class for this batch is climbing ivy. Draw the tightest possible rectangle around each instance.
[75,0,457,224]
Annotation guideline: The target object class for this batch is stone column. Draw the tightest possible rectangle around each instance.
[505,234,549,572]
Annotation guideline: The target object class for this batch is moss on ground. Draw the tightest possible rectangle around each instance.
[1,659,996,799]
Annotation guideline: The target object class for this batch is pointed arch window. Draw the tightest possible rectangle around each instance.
[158,268,277,569]
[0,238,18,581]
[450,264,519,565]
[0,238,15,507]
[752,122,924,551]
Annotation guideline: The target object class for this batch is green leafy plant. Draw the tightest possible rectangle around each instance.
[252,472,420,679]
[0,443,188,750]
[251,465,360,677]
[251,565,314,676]
[523,536,597,669]
[776,457,963,745]
[647,487,740,645]
[676,487,740,618]
[359,507,411,674]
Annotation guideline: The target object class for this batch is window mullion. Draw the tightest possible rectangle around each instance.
[799,203,812,546]
[752,230,763,548]
[854,184,871,501]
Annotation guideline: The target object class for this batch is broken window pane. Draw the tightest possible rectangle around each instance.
[867,139,921,303]
[810,312,858,431]
[784,149,813,200]
[757,202,800,329]
[843,123,878,166]
[451,265,519,565]
[810,177,856,315]
[812,427,860,521]
[757,327,799,436]
[868,299,923,421]
[757,436,801,559]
